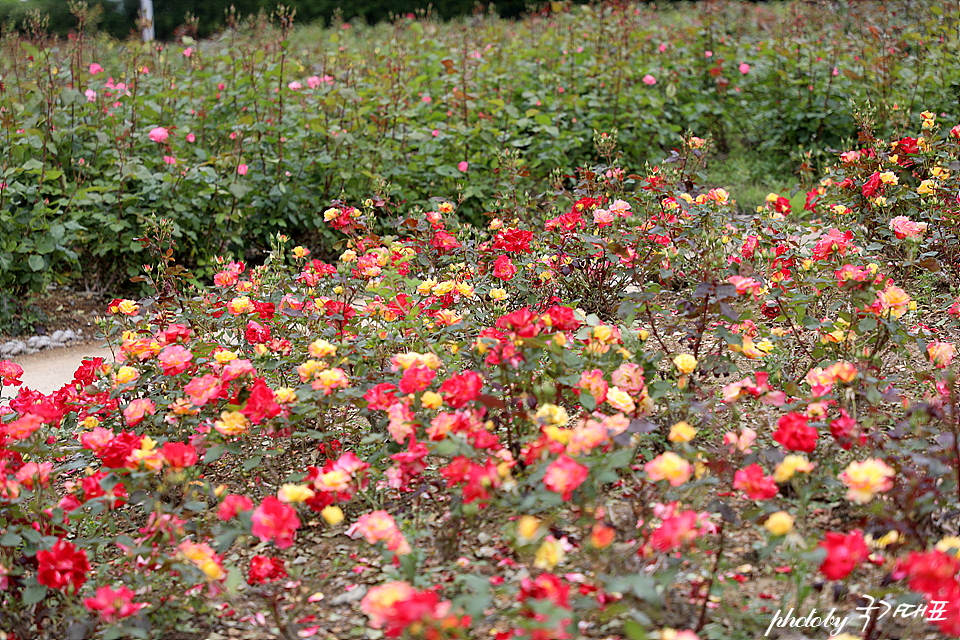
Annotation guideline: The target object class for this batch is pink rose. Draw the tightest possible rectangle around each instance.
[642,74,656,85]
[458,161,469,172]
[237,164,248,176]
[739,62,750,74]
[148,127,169,143]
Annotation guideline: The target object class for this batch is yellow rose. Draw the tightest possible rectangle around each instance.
[774,455,816,483]
[214,410,249,436]
[489,288,508,301]
[417,278,438,295]
[936,536,960,558]
[840,458,895,503]
[117,299,139,315]
[605,387,636,414]
[274,387,298,404]
[420,391,443,409]
[593,325,614,343]
[534,537,565,569]
[516,515,541,543]
[535,404,569,427]
[114,366,139,384]
[765,511,794,536]
[321,505,344,526]
[673,354,697,375]
[278,483,315,503]
[433,280,456,295]
[668,421,697,443]
[214,349,238,363]
[309,339,337,358]
[645,451,692,486]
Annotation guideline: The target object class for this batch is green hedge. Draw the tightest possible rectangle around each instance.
[0,0,956,296]
[0,0,535,40]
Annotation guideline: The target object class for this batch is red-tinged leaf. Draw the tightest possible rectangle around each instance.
[475,394,506,410]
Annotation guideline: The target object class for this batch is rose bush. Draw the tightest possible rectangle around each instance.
[0,0,957,297]
[2,111,960,639]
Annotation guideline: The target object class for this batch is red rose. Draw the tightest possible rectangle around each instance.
[161,442,198,470]
[829,409,864,450]
[819,530,869,580]
[492,228,534,253]
[519,572,571,609]
[364,383,398,411]
[542,305,581,331]
[399,365,436,394]
[896,551,960,596]
[492,255,517,280]
[159,323,192,345]
[772,196,791,214]
[431,230,461,254]
[37,539,90,592]
[71,358,105,387]
[862,172,882,197]
[241,378,281,425]
[439,371,483,409]
[245,320,271,344]
[733,464,778,500]
[772,412,818,453]
[323,299,356,321]
[98,432,143,469]
[251,496,300,549]
[218,494,254,521]
[896,136,918,155]
[495,307,542,338]
[247,555,288,585]
[254,301,275,320]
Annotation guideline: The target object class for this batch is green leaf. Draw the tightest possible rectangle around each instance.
[28,255,45,271]
[0,532,22,547]
[229,182,249,199]
[858,317,878,333]
[604,448,634,470]
[203,445,225,464]
[580,393,596,412]
[623,620,648,640]
[22,585,47,605]
[223,567,244,594]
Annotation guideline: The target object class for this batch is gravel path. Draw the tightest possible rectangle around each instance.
[9,342,116,395]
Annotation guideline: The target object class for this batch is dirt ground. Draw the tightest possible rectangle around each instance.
[3,291,114,395]
[8,342,116,395]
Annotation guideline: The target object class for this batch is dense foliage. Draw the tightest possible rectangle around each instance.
[0,0,531,40]
[3,108,960,639]
[0,0,957,298]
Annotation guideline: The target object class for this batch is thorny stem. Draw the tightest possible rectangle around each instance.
[691,293,710,361]
[952,381,960,507]
[695,521,724,633]
[777,298,814,372]
[645,308,672,357]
